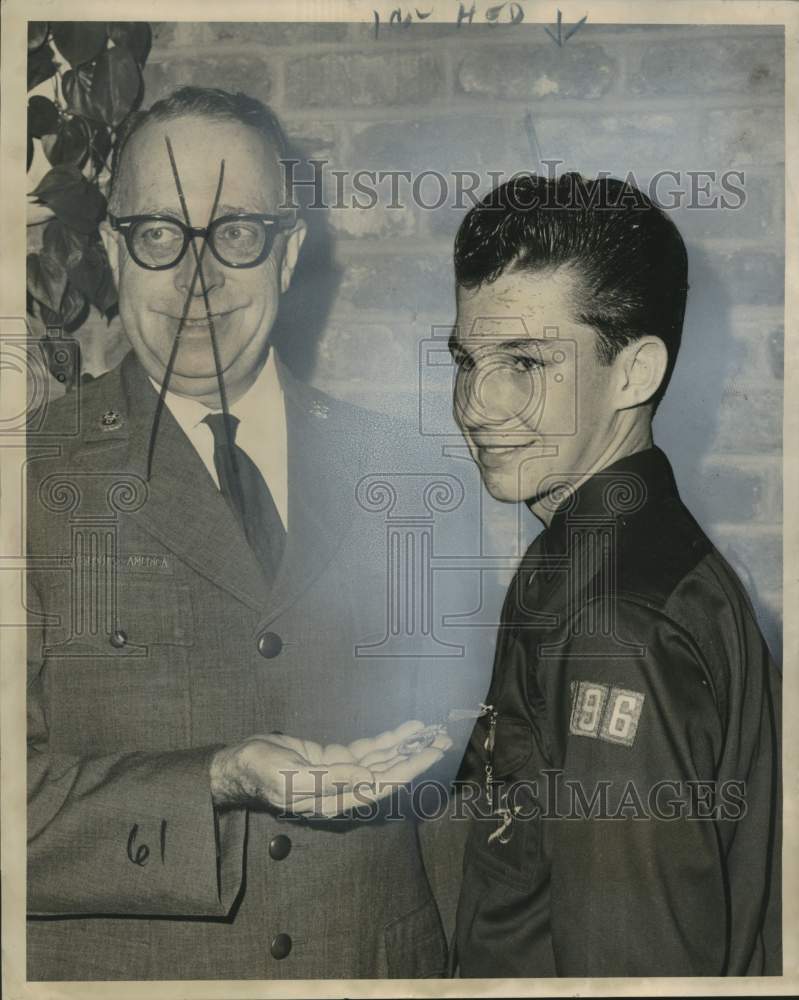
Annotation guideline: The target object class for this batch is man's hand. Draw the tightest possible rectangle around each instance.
[210,720,452,816]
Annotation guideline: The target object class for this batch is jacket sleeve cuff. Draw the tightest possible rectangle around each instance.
[28,745,246,917]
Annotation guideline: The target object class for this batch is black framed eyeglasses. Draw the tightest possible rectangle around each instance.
[108,210,298,270]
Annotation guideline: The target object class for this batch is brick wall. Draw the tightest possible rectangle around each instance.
[72,20,785,659]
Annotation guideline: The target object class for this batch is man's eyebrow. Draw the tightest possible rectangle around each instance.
[491,338,552,350]
[131,202,262,217]
[448,334,554,356]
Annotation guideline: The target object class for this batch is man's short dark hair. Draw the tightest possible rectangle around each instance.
[109,86,289,210]
[454,173,689,407]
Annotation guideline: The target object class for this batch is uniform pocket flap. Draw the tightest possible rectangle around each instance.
[116,580,194,647]
[43,576,195,652]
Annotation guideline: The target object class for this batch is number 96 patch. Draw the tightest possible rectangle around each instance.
[569,681,645,748]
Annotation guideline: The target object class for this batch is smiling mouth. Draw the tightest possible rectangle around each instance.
[476,439,539,454]
[479,445,519,457]
[162,309,238,327]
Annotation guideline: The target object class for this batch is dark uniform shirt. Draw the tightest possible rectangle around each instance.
[455,447,781,977]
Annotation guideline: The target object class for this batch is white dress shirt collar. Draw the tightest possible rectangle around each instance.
[149,348,288,529]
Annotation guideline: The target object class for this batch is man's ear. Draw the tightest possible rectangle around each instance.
[99,219,120,288]
[615,336,669,410]
[279,217,307,294]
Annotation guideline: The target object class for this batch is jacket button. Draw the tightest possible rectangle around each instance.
[257,631,283,658]
[269,834,292,860]
[270,933,292,960]
[110,629,127,648]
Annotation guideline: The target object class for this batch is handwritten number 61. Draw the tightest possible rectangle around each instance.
[127,819,167,866]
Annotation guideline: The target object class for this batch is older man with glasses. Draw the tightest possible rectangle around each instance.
[25,87,464,982]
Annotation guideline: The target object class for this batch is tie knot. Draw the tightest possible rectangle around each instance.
[203,411,240,447]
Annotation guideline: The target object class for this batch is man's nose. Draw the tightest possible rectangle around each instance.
[173,238,226,297]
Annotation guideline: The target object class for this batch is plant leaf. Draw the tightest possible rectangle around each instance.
[90,46,142,126]
[43,218,87,268]
[39,303,61,327]
[42,116,91,168]
[32,164,79,198]
[27,135,34,171]
[68,242,117,314]
[60,282,91,332]
[28,44,58,90]
[89,124,112,175]
[31,165,107,234]
[28,22,49,52]
[27,251,68,315]
[107,22,152,67]
[51,22,108,67]
[62,67,98,120]
[28,95,60,138]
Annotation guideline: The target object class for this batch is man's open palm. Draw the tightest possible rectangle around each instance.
[211,720,452,816]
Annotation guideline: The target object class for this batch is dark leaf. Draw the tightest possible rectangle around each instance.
[96,264,118,316]
[28,44,58,90]
[31,165,107,234]
[62,67,98,120]
[51,22,108,67]
[90,287,119,324]
[90,125,112,175]
[28,95,60,138]
[43,218,87,268]
[65,242,102,296]
[60,282,91,332]
[39,303,61,326]
[28,22,49,52]
[27,135,34,171]
[485,2,506,21]
[31,163,78,198]
[42,116,91,168]
[107,22,152,67]
[90,46,142,126]
[69,242,116,314]
[27,251,68,314]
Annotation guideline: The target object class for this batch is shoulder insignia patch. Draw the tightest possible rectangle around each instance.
[569,681,645,748]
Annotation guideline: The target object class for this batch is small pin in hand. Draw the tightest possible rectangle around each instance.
[396,707,487,756]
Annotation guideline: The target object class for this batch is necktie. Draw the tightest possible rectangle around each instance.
[203,412,286,588]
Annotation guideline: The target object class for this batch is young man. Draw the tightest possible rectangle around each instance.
[450,173,781,977]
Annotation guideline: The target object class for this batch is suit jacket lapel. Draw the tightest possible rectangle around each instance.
[119,353,270,611]
[258,359,362,626]
[77,352,362,618]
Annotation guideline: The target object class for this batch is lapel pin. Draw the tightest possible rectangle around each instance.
[100,409,123,431]
[310,399,329,419]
